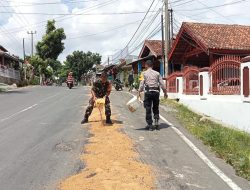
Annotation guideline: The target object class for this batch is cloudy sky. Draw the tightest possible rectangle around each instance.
[0,0,250,64]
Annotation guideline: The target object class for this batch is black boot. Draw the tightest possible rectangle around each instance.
[155,119,160,130]
[146,124,154,131]
[106,116,113,124]
[81,116,88,124]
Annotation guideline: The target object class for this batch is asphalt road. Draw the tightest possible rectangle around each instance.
[111,91,250,190]
[0,86,89,190]
[0,86,249,190]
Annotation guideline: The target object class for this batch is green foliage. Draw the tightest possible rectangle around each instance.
[28,20,65,84]
[29,55,47,76]
[161,99,250,180]
[133,74,140,90]
[64,50,101,80]
[36,20,66,61]
[29,76,40,85]
[17,79,28,87]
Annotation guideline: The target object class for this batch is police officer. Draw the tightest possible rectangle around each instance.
[81,72,113,124]
[138,60,167,130]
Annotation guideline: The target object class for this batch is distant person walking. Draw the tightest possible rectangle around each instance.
[138,60,167,130]
[128,73,134,92]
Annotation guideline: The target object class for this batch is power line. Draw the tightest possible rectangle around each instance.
[0,1,23,49]
[128,3,162,50]
[171,0,195,7]
[0,0,98,7]
[3,0,30,28]
[66,20,143,40]
[111,0,156,62]
[175,0,247,11]
[129,21,163,55]
[0,10,158,16]
[0,0,117,35]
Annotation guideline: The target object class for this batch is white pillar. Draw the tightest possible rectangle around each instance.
[199,71,210,99]
[176,76,183,98]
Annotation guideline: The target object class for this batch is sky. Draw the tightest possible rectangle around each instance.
[0,0,250,64]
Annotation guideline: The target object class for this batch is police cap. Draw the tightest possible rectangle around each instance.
[145,60,153,67]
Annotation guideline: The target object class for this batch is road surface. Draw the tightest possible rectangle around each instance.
[0,86,89,190]
[0,86,249,190]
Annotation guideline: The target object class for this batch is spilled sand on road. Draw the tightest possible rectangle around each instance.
[59,108,155,190]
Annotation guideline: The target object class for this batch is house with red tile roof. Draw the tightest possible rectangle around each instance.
[168,22,250,73]
[128,40,164,77]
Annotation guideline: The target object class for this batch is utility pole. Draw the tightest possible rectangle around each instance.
[169,9,174,73]
[27,31,36,56]
[22,38,26,61]
[108,56,110,65]
[23,38,26,80]
[170,9,173,46]
[161,11,165,77]
[164,0,169,77]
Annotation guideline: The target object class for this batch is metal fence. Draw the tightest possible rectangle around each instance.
[183,66,199,95]
[166,72,183,93]
[0,66,21,80]
[209,55,241,95]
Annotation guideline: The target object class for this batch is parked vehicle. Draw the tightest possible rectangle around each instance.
[113,78,123,91]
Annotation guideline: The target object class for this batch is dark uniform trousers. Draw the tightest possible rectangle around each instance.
[85,96,111,118]
[143,91,160,125]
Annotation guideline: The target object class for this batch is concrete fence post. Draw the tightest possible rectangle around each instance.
[176,76,183,98]
[199,69,210,99]
[241,56,250,102]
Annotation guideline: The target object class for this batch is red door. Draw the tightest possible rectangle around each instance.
[200,75,203,96]
[243,67,249,97]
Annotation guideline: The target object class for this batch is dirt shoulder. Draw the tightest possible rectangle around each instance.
[59,107,155,190]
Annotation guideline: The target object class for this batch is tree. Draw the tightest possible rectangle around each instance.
[36,20,66,63]
[29,55,47,84]
[64,51,101,80]
[32,20,66,84]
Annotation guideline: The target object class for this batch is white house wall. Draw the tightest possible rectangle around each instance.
[179,96,250,133]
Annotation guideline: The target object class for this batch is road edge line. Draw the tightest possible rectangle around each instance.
[125,91,242,190]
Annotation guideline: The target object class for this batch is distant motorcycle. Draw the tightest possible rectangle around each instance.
[113,79,123,91]
[66,80,74,89]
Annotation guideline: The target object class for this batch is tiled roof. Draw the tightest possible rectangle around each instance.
[0,45,8,52]
[183,22,250,51]
[144,40,163,57]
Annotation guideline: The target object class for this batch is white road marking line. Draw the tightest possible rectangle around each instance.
[0,104,38,122]
[0,93,59,123]
[126,92,242,190]
[159,115,242,190]
[186,183,206,189]
[139,136,145,141]
[39,93,59,103]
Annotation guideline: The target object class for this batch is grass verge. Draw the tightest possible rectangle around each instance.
[161,99,250,181]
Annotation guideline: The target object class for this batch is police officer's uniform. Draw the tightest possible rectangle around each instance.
[139,61,166,130]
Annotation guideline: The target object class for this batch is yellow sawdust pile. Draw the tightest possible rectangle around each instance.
[59,108,155,190]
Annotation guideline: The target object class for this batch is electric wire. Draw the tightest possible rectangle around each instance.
[0,0,117,35]
[111,0,156,63]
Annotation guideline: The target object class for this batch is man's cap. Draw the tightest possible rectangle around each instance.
[145,60,153,66]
